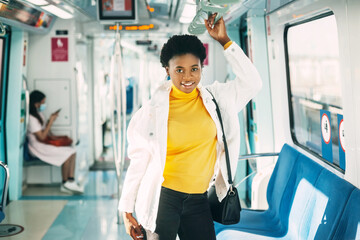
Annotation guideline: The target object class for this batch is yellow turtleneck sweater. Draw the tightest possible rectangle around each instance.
[162,85,217,193]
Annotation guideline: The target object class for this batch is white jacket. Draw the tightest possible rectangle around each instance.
[118,42,262,232]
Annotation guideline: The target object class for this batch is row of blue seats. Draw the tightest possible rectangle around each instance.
[215,144,360,240]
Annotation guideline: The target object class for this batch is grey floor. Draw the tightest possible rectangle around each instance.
[3,170,131,240]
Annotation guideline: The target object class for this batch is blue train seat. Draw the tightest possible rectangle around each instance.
[332,188,360,240]
[0,161,9,223]
[23,138,63,184]
[215,144,358,240]
[23,137,49,166]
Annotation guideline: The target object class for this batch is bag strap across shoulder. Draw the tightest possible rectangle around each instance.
[206,89,233,185]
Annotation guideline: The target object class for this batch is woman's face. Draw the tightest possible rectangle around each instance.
[166,53,202,94]
[35,98,46,109]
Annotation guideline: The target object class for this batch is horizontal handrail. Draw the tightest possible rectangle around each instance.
[238,152,280,161]
[235,171,257,188]
[234,153,279,188]
[292,95,342,111]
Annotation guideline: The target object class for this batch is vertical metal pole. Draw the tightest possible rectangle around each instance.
[109,46,118,167]
[115,23,123,224]
[109,23,120,223]
[117,35,127,224]
[111,22,127,224]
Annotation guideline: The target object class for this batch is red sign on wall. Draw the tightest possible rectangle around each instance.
[51,37,68,62]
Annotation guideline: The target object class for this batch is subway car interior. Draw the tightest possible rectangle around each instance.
[0,0,359,239]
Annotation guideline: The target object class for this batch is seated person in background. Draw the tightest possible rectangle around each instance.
[27,90,83,194]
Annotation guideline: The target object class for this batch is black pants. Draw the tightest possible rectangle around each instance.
[154,187,216,240]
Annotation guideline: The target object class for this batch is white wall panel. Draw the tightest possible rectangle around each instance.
[28,19,77,141]
[34,79,72,126]
[26,19,83,183]
[346,0,360,188]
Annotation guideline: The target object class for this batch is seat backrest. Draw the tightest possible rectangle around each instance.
[23,137,40,162]
[332,188,360,240]
[278,150,324,230]
[266,144,323,222]
[23,137,32,162]
[266,144,299,216]
[267,146,354,239]
[299,169,355,240]
[0,161,9,223]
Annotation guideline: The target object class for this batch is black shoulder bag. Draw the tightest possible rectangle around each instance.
[207,89,241,225]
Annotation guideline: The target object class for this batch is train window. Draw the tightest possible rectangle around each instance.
[285,13,344,171]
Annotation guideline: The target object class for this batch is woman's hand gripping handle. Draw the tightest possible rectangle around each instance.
[204,13,231,47]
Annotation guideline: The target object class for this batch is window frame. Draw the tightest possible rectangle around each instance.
[283,11,344,173]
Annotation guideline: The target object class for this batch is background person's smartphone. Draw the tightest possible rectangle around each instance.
[55,108,62,114]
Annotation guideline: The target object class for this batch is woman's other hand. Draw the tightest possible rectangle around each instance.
[123,212,144,238]
[204,13,231,47]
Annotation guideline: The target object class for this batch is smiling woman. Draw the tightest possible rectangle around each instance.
[119,14,262,240]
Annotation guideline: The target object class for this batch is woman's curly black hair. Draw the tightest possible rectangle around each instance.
[160,34,207,68]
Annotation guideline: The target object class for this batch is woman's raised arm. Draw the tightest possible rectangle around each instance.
[34,112,58,141]
[205,13,262,112]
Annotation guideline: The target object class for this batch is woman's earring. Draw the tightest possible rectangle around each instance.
[167,75,171,81]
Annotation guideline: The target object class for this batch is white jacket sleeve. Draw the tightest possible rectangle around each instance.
[118,107,151,213]
[208,42,262,112]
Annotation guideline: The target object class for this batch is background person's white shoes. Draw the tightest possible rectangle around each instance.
[60,184,73,194]
[63,181,84,194]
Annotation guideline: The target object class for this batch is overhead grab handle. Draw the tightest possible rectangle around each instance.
[191,10,208,28]
[187,0,234,35]
[200,0,230,13]
[188,10,208,34]
[188,24,207,34]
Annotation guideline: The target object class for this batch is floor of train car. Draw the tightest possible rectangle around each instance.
[2,126,134,239]
[2,125,248,239]
[2,170,131,240]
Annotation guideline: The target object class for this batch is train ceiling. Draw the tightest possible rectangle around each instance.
[0,0,290,36]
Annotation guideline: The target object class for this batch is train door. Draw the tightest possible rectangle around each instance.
[238,15,260,207]
[0,25,10,165]
[237,6,275,209]
[238,15,254,206]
